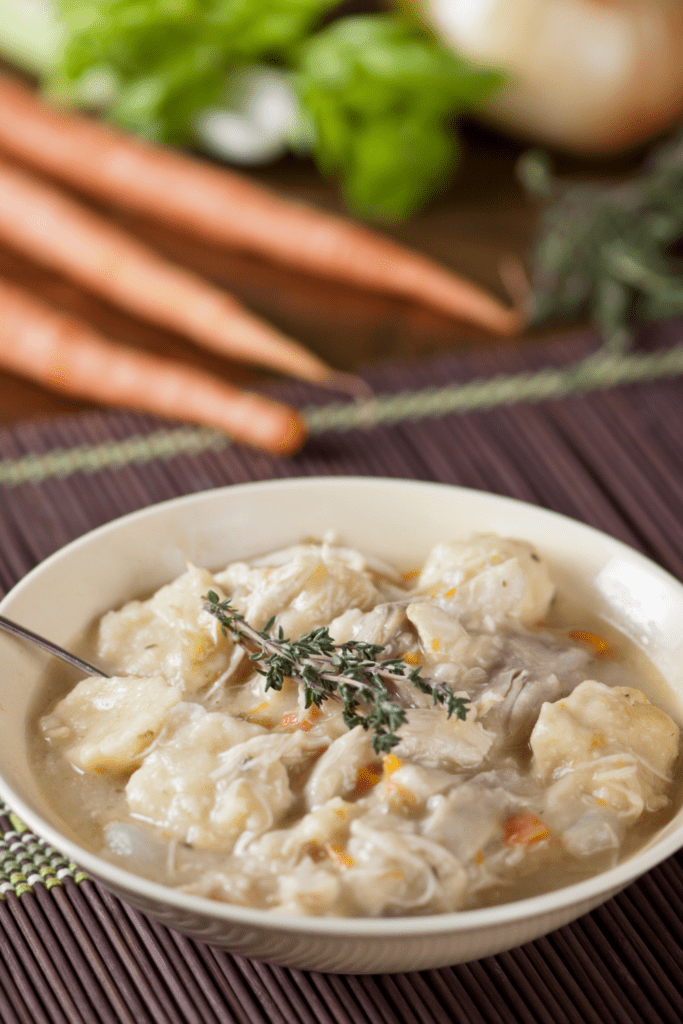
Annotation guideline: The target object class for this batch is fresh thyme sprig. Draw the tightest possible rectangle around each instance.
[205,591,469,754]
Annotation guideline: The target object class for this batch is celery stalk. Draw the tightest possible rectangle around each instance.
[0,0,305,165]
[0,0,63,76]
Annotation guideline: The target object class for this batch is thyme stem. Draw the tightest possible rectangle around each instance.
[204,592,469,754]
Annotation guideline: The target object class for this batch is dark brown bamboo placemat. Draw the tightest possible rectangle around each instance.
[2,325,683,1023]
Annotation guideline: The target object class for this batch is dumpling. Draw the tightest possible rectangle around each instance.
[341,821,468,915]
[252,796,359,868]
[98,564,232,693]
[216,543,379,638]
[416,536,555,629]
[531,680,680,850]
[40,674,181,774]
[531,680,680,789]
[126,703,328,850]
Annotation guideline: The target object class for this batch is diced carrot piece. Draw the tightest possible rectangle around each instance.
[325,844,354,869]
[503,813,550,846]
[280,707,320,731]
[569,630,613,659]
[381,755,416,807]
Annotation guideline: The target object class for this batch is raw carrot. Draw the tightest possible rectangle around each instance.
[0,155,332,385]
[0,73,521,336]
[0,277,306,456]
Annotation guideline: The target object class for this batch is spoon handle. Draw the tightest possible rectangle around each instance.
[0,613,109,678]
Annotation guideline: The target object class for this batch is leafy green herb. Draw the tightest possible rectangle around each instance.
[296,14,505,220]
[45,1,504,218]
[520,134,683,352]
[205,590,469,754]
[50,0,338,143]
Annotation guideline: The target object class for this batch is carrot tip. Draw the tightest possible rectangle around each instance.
[498,256,533,332]
[259,409,308,457]
[319,369,372,401]
[318,370,377,427]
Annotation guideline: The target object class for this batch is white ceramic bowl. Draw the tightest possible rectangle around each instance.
[1,476,683,975]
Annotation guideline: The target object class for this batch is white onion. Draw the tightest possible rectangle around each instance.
[421,0,683,153]
[194,66,312,166]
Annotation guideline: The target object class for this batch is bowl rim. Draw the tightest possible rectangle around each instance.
[2,474,683,937]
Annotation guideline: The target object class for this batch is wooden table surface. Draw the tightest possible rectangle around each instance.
[0,86,639,428]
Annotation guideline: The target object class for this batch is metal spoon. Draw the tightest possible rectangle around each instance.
[0,613,108,677]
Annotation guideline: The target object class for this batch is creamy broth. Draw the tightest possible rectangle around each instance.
[31,535,682,917]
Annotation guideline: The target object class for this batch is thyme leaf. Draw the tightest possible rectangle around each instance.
[520,132,683,353]
[204,591,469,754]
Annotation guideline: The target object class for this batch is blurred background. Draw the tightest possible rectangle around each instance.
[1,0,680,425]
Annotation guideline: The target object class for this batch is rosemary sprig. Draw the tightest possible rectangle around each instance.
[519,130,683,354]
[205,591,469,754]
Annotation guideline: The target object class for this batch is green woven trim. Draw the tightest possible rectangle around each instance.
[305,345,683,431]
[0,425,227,487]
[0,804,86,897]
[1,346,683,488]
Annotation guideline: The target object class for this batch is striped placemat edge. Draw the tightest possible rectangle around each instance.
[2,344,683,488]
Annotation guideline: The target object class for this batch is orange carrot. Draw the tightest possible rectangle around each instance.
[0,74,521,336]
[0,277,306,455]
[502,812,550,847]
[0,155,331,385]
[568,630,613,659]
[325,844,354,870]
[352,763,383,797]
